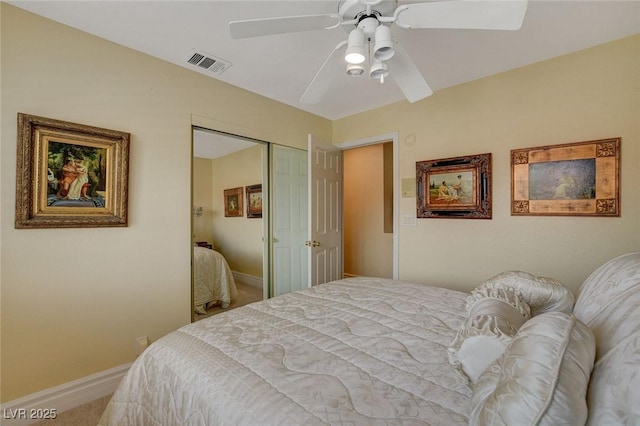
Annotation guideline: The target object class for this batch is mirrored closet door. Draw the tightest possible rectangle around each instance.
[191,127,267,321]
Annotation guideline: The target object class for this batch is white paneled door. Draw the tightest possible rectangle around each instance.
[272,145,309,296]
[308,135,343,286]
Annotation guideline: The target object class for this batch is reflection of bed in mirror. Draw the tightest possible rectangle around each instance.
[193,246,237,314]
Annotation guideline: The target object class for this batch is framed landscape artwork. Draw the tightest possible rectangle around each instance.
[15,113,130,228]
[511,138,620,216]
[416,153,492,219]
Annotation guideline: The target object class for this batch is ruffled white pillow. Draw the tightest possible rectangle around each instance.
[469,312,595,426]
[448,287,530,383]
[474,271,574,316]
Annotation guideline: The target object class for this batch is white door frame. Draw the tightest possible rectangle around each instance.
[336,132,399,280]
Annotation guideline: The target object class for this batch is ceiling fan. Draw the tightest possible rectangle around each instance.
[229,0,528,104]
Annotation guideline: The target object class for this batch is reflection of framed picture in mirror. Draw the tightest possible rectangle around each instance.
[224,187,243,217]
[246,184,262,218]
[511,138,620,216]
[416,153,492,219]
[15,113,130,228]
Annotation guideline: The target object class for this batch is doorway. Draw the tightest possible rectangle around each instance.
[338,132,399,279]
[343,142,394,278]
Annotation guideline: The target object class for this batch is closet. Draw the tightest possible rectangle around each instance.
[191,128,309,319]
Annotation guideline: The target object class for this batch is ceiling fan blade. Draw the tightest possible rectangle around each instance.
[300,41,347,104]
[389,42,433,103]
[395,0,528,31]
[229,14,342,39]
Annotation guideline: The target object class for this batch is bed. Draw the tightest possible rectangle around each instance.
[100,253,640,425]
[193,246,237,315]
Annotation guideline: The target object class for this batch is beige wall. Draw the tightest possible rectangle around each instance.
[192,157,215,244]
[334,35,640,294]
[344,144,393,278]
[211,145,264,277]
[0,4,331,402]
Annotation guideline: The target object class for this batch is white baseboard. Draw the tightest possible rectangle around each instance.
[232,271,263,289]
[1,363,131,425]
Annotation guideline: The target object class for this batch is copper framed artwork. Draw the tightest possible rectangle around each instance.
[224,187,243,217]
[246,184,262,218]
[417,153,492,219]
[15,113,130,228]
[511,138,620,216]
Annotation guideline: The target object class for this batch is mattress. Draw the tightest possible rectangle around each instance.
[100,277,472,425]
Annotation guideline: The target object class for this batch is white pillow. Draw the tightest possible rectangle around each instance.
[455,336,509,384]
[574,252,640,357]
[469,312,595,426]
[448,287,530,383]
[474,271,574,316]
[572,252,640,424]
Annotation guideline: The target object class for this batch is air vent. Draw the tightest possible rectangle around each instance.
[186,50,231,75]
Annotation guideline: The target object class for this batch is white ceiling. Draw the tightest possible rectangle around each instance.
[8,1,640,120]
[193,128,258,159]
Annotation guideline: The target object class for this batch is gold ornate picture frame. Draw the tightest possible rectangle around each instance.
[417,153,492,219]
[223,187,243,217]
[15,113,130,228]
[511,138,620,216]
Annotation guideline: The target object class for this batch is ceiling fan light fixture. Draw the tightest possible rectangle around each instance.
[346,63,365,76]
[373,25,394,61]
[370,60,389,83]
[345,28,365,64]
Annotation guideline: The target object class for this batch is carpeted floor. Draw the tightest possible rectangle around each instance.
[195,280,264,321]
[32,394,111,426]
[40,282,263,424]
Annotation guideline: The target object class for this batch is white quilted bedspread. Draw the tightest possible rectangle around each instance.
[193,247,237,314]
[100,277,471,425]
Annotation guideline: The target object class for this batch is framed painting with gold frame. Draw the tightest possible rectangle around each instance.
[416,153,492,219]
[15,113,130,228]
[511,138,620,216]
[224,187,243,217]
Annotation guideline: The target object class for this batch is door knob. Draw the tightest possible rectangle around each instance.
[305,240,320,247]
